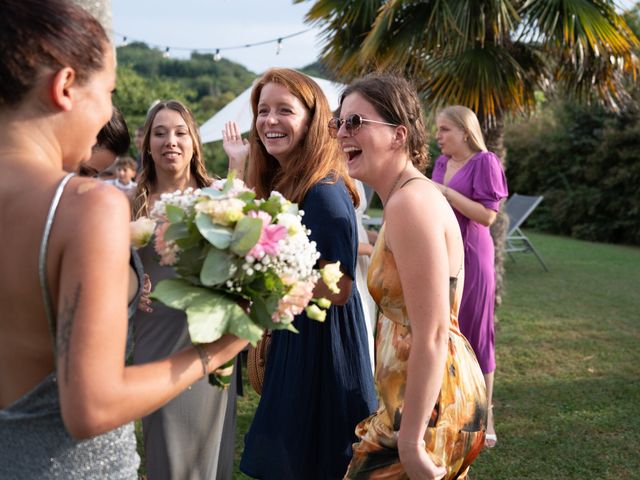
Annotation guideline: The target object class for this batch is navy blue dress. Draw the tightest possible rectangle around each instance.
[240,178,377,479]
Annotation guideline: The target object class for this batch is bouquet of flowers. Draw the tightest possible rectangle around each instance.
[130,175,341,387]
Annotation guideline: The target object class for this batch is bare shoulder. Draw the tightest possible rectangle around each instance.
[56,177,131,243]
[63,177,130,218]
[385,176,447,225]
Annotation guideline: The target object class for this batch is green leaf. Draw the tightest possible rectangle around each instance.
[236,190,256,203]
[200,247,233,286]
[259,197,284,217]
[200,187,224,199]
[164,222,189,242]
[175,246,206,279]
[230,216,262,256]
[165,204,185,223]
[195,212,233,249]
[151,278,262,344]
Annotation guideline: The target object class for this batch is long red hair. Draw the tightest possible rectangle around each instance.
[246,68,357,206]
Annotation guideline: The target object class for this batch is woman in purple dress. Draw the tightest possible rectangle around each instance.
[431,106,508,449]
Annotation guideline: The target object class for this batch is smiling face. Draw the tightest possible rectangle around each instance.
[149,108,194,178]
[436,114,468,158]
[337,92,398,183]
[255,82,310,167]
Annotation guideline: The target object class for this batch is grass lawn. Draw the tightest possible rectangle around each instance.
[232,232,640,479]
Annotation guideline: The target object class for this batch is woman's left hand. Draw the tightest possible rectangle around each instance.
[137,274,153,313]
[398,441,447,480]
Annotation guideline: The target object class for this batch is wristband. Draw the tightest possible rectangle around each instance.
[193,344,211,377]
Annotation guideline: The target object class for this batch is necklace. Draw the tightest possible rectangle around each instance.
[450,151,476,167]
[383,161,409,207]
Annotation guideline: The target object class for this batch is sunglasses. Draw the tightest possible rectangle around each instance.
[328,113,398,138]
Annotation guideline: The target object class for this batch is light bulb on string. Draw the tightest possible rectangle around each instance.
[121,36,128,47]
[163,47,171,59]
[276,38,283,55]
[213,49,221,62]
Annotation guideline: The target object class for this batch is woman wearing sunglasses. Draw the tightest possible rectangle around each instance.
[334,74,488,480]
[222,68,376,479]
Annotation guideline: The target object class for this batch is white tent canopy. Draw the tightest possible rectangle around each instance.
[199,76,346,144]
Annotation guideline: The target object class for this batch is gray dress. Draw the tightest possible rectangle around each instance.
[0,173,140,479]
[132,243,237,480]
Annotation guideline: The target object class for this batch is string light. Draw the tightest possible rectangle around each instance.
[112,28,312,58]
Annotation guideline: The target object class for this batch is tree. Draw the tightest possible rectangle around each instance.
[298,0,639,301]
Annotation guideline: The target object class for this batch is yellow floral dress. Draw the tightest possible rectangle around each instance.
[345,225,487,480]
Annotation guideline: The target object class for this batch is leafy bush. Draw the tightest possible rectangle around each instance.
[505,92,640,245]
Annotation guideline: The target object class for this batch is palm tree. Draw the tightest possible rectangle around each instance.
[297,0,639,301]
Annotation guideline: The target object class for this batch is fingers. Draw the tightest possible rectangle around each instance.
[222,121,243,143]
[138,274,153,313]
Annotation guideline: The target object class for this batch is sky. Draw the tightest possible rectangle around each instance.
[111,0,324,74]
[112,0,639,74]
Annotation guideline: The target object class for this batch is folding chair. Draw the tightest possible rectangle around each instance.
[504,194,548,271]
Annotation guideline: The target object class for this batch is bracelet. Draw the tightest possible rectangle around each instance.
[193,344,211,377]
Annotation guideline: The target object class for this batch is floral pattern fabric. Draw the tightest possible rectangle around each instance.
[345,225,488,480]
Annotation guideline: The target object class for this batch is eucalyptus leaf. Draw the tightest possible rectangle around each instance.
[200,187,224,199]
[236,191,256,203]
[200,247,233,286]
[230,216,262,256]
[164,222,189,242]
[165,204,185,223]
[151,278,260,344]
[195,212,232,249]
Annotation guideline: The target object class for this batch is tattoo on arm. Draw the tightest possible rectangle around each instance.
[57,284,82,384]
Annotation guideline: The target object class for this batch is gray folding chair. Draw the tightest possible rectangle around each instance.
[504,194,548,271]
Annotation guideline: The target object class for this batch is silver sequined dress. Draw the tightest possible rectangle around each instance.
[0,174,140,479]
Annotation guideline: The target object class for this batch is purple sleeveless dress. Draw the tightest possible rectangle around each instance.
[432,151,508,374]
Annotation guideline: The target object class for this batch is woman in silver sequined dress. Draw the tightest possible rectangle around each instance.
[0,1,246,478]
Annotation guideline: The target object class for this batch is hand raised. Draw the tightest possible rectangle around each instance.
[222,121,249,178]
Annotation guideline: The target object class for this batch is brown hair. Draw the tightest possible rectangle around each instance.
[339,74,429,171]
[133,100,211,218]
[246,68,358,206]
[114,156,137,171]
[0,0,108,106]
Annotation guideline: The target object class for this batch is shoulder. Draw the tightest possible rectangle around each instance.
[304,177,349,204]
[473,151,504,170]
[61,177,130,225]
[385,178,449,246]
[387,177,443,220]
[433,155,448,169]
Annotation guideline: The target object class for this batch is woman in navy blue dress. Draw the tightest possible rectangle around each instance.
[223,68,377,479]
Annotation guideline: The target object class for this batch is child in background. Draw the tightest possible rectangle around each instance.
[105,156,138,200]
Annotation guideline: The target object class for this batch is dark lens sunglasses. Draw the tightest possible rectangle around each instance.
[328,113,398,138]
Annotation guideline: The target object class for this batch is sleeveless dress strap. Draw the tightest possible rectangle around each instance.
[398,176,429,190]
[38,172,75,353]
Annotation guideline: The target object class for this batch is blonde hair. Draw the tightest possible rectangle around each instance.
[246,68,358,206]
[133,100,211,218]
[438,106,487,153]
